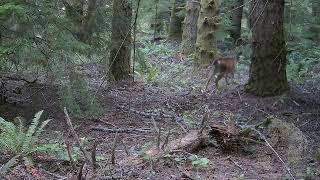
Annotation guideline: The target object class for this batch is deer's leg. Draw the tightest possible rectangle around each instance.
[205,69,215,91]
[215,73,224,88]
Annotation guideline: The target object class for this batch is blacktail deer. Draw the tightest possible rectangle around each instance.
[204,54,239,90]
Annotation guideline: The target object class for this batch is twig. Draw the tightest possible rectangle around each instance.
[161,128,171,150]
[198,105,209,134]
[101,176,127,180]
[91,141,98,173]
[151,117,161,150]
[77,161,85,180]
[97,119,116,127]
[111,133,119,166]
[63,107,92,165]
[66,143,77,171]
[92,127,152,133]
[119,139,130,156]
[227,156,243,170]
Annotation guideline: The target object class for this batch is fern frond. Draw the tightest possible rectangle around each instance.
[0,117,20,154]
[0,154,19,175]
[22,110,43,152]
[32,119,52,144]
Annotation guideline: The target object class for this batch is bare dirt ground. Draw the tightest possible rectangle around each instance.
[1,43,320,180]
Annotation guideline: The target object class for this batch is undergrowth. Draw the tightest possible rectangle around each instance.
[0,111,62,175]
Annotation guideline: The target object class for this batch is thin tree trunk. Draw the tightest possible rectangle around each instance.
[230,0,244,43]
[194,0,220,67]
[181,0,200,55]
[245,0,289,96]
[309,0,320,42]
[167,0,186,41]
[109,0,132,81]
[153,0,159,42]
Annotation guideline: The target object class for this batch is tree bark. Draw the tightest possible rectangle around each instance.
[245,0,289,97]
[167,0,186,41]
[109,0,132,81]
[181,0,200,55]
[230,0,244,43]
[194,0,220,67]
[309,0,320,42]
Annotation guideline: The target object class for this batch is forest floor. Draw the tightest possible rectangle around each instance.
[1,42,320,180]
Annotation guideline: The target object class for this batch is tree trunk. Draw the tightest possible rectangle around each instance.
[181,0,200,55]
[230,0,244,43]
[245,0,289,97]
[167,0,186,41]
[152,0,162,42]
[109,0,132,81]
[309,0,320,42]
[194,0,220,67]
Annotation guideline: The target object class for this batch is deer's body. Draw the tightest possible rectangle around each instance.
[205,57,238,90]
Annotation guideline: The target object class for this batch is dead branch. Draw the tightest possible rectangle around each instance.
[91,141,98,173]
[1,75,37,84]
[161,128,171,150]
[92,126,152,133]
[66,143,77,171]
[111,133,119,166]
[250,128,296,180]
[198,105,209,134]
[64,107,92,166]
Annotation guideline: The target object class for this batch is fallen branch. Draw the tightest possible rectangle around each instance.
[251,128,295,180]
[64,107,92,166]
[119,130,209,166]
[92,126,152,133]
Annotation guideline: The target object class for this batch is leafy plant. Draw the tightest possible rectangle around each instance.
[188,155,209,169]
[0,111,62,174]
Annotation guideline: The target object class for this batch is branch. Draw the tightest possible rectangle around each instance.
[64,107,93,166]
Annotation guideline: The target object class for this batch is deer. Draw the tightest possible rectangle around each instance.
[204,54,239,91]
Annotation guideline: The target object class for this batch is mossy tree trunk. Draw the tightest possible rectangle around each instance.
[109,0,132,81]
[309,0,320,42]
[194,0,220,67]
[181,0,200,55]
[230,0,244,42]
[245,0,289,97]
[167,0,186,41]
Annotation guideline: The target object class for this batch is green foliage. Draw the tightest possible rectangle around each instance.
[287,41,320,82]
[0,111,62,174]
[188,155,209,169]
[59,70,103,118]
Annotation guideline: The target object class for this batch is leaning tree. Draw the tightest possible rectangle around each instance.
[245,0,289,96]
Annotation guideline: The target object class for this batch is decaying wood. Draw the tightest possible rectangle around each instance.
[119,130,209,166]
[119,123,259,167]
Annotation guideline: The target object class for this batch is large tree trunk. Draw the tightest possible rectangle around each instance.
[181,0,200,55]
[109,0,132,81]
[309,0,320,42]
[245,0,289,97]
[230,0,244,43]
[167,0,186,41]
[194,0,220,67]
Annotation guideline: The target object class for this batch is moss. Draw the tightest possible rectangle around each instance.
[194,0,220,67]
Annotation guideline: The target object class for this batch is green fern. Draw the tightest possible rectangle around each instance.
[0,111,63,175]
